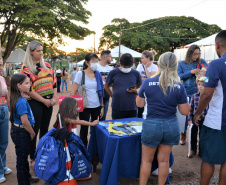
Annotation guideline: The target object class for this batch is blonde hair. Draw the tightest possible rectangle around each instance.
[22,40,48,73]
[153,52,179,96]
[196,76,205,84]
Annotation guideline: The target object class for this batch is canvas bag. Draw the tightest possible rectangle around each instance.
[78,71,88,108]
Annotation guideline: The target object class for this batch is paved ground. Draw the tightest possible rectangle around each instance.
[5,82,221,185]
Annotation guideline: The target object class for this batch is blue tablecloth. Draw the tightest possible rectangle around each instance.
[88,117,174,185]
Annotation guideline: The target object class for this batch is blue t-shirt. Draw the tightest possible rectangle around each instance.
[203,52,226,130]
[138,76,188,119]
[13,97,35,125]
[106,68,142,111]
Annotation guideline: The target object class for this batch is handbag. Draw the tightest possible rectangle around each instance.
[78,71,89,108]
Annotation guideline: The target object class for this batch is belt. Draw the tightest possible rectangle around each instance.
[12,123,34,128]
[13,123,25,128]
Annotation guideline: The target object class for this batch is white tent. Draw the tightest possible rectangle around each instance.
[185,33,217,46]
[174,33,219,63]
[6,48,25,64]
[111,45,142,58]
[77,59,85,66]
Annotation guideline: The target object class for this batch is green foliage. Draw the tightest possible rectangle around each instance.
[99,16,222,59]
[0,0,94,64]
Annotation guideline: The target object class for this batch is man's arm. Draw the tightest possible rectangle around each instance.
[193,86,215,125]
[104,83,113,97]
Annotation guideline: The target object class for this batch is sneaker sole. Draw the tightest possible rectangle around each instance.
[0,179,6,183]
[4,171,12,175]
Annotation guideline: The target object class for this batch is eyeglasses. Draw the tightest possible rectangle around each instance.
[193,53,201,56]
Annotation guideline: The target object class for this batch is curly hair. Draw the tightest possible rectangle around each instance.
[185,44,201,64]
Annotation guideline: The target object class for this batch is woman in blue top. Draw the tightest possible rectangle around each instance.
[10,74,38,185]
[177,45,208,145]
[137,52,190,185]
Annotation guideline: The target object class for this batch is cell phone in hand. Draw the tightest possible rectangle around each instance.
[129,83,141,90]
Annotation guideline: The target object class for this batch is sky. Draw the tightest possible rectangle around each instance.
[58,0,226,53]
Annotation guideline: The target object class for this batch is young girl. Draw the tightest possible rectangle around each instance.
[53,96,99,130]
[10,74,39,185]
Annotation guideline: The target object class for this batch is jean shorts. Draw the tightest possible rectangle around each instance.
[141,118,180,147]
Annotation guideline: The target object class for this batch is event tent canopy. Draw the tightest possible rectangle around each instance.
[6,48,25,64]
[185,33,217,46]
[111,45,142,58]
[174,33,219,62]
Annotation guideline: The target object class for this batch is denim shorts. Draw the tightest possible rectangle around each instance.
[141,118,180,147]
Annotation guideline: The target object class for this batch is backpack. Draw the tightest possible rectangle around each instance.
[34,128,67,184]
[67,132,92,178]
[46,140,67,185]
[34,135,59,181]
[67,132,92,163]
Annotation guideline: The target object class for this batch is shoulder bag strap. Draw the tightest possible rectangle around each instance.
[142,64,146,75]
[81,71,85,86]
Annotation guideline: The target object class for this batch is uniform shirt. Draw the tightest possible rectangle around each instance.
[0,76,8,105]
[106,68,142,111]
[203,52,226,130]
[178,59,208,97]
[13,97,35,125]
[74,71,100,108]
[138,76,188,119]
[136,63,158,78]
[97,63,113,99]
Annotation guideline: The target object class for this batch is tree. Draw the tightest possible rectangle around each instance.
[0,0,94,64]
[99,16,222,58]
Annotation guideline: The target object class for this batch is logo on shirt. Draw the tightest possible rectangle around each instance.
[204,77,209,83]
[149,82,159,86]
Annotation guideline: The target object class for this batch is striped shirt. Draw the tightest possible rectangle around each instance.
[188,92,208,122]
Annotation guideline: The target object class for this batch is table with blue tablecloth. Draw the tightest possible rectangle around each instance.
[88,117,174,185]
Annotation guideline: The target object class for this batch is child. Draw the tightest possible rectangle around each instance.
[9,74,39,185]
[188,76,208,158]
[53,96,99,130]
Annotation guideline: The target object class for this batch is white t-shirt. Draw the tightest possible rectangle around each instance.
[137,63,158,78]
[74,71,100,108]
[97,63,113,82]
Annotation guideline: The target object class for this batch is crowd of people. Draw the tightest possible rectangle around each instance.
[0,30,226,185]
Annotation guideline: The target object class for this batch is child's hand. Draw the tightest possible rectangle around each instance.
[30,132,35,140]
[92,120,99,126]
[188,121,192,126]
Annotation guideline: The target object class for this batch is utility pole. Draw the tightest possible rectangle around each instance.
[119,20,122,61]
[94,34,96,53]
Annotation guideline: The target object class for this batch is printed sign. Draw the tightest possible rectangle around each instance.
[58,95,84,112]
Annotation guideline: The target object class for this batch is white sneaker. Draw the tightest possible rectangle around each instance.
[0,177,6,183]
[152,168,158,176]
[4,167,12,175]
[152,168,172,176]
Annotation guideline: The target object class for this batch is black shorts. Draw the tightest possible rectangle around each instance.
[200,125,226,164]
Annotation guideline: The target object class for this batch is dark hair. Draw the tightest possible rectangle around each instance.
[142,50,154,61]
[185,44,201,64]
[62,68,67,76]
[9,74,27,123]
[53,97,79,128]
[101,50,111,58]
[73,67,77,70]
[215,30,226,47]
[83,53,98,70]
[120,53,134,67]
